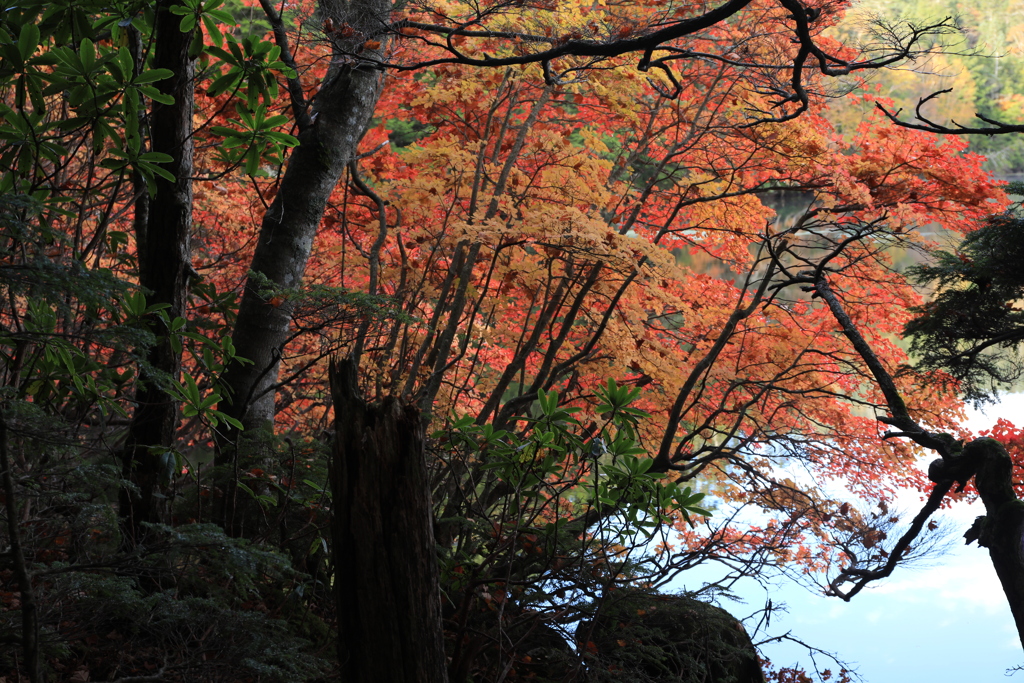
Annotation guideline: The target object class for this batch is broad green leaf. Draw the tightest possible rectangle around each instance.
[134,68,175,84]
[18,24,39,63]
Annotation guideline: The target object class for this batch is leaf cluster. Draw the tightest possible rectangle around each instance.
[904,194,1024,402]
[0,394,333,680]
[5,525,331,681]
[428,381,716,679]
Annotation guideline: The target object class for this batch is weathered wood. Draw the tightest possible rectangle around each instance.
[219,0,391,436]
[215,0,392,527]
[329,357,449,683]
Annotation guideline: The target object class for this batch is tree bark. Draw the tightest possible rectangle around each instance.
[218,1,391,438]
[959,437,1024,650]
[119,0,194,546]
[213,4,392,536]
[329,357,449,683]
[1,413,40,683]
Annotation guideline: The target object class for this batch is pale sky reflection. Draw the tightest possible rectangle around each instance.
[670,394,1024,681]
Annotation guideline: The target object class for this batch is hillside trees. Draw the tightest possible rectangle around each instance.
[829,0,1024,169]
[0,0,1015,680]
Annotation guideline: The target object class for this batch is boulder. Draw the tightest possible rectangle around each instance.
[578,591,765,683]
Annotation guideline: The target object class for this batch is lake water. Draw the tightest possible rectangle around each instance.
[669,394,1024,682]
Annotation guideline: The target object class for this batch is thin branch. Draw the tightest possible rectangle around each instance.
[826,480,952,600]
[812,276,956,456]
[258,0,313,132]
[876,90,1024,135]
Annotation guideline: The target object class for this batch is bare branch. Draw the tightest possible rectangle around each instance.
[876,90,1024,135]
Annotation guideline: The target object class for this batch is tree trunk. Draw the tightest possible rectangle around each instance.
[119,0,194,546]
[1,413,40,682]
[959,437,1024,649]
[218,2,390,437]
[328,358,449,683]
[214,3,391,532]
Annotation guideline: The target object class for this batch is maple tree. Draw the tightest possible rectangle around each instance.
[808,0,1024,645]
[0,0,1020,681]
[817,193,1024,649]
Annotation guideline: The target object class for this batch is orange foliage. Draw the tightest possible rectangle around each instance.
[181,0,1006,576]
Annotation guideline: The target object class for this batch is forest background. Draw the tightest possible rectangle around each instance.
[3,0,1024,681]
[839,0,1024,175]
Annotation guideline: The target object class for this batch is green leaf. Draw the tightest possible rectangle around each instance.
[227,36,244,62]
[182,372,201,404]
[210,125,241,138]
[203,14,224,47]
[139,160,176,183]
[133,68,174,84]
[264,131,300,146]
[139,85,174,105]
[219,414,243,430]
[178,11,197,33]
[205,45,233,63]
[18,24,39,63]
[139,151,173,163]
[244,145,260,175]
[236,103,256,127]
[123,290,148,317]
[188,27,204,58]
[108,55,128,84]
[262,114,289,129]
[79,38,96,73]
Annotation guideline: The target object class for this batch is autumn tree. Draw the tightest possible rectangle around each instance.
[276,13,1002,679]
[215,0,963,438]
[812,191,1024,650]
[0,0,1013,680]
[800,5,1024,636]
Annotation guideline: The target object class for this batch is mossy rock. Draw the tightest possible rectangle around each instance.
[579,591,764,683]
[507,619,577,682]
